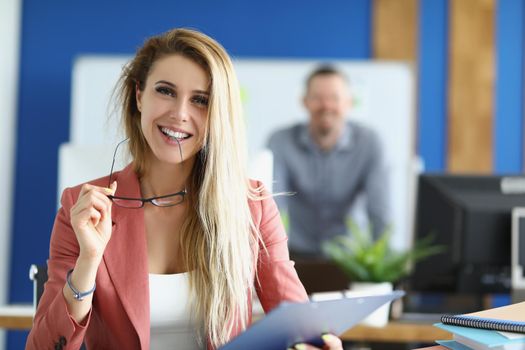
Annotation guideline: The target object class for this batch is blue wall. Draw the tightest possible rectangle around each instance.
[418,0,449,172]
[494,0,525,172]
[9,0,372,348]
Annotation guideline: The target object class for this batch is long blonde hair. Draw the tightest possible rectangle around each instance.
[118,28,261,347]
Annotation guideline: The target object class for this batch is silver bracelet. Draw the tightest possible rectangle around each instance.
[66,269,96,301]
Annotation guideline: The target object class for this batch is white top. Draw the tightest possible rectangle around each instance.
[149,273,202,350]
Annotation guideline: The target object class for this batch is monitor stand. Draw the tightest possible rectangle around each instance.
[512,288,525,303]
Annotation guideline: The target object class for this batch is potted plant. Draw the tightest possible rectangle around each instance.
[321,220,445,326]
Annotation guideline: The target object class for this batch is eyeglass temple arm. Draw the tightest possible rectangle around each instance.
[107,137,184,188]
[108,138,129,187]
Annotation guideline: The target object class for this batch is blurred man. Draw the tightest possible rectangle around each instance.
[267,65,390,257]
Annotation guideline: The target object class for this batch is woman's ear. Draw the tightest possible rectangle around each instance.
[136,83,142,112]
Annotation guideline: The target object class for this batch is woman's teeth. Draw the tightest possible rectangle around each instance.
[161,127,189,140]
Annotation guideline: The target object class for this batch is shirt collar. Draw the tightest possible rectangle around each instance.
[298,121,353,152]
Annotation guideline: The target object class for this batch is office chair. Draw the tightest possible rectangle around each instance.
[28,263,48,310]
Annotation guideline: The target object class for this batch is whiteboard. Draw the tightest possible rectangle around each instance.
[69,56,417,250]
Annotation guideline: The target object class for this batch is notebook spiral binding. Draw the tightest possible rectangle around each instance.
[441,315,525,334]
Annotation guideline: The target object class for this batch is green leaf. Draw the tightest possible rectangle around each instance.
[322,220,445,282]
[280,212,290,232]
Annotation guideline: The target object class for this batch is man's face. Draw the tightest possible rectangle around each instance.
[303,74,351,137]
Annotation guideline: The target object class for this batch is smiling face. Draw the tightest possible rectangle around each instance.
[136,54,210,167]
[304,73,351,139]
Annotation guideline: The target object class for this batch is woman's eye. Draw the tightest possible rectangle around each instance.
[192,95,209,107]
[156,86,174,97]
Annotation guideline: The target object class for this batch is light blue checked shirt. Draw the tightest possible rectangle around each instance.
[267,121,390,256]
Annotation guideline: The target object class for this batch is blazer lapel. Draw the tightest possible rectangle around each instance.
[104,164,150,349]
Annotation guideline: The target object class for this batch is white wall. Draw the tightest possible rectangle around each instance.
[0,0,22,348]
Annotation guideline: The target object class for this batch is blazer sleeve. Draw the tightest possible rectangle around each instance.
[253,185,308,312]
[26,187,92,350]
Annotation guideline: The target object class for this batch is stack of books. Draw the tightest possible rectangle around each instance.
[434,301,525,350]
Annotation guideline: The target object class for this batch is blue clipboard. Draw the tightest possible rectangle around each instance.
[220,290,405,350]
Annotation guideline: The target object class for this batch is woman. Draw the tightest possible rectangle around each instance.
[26,28,343,350]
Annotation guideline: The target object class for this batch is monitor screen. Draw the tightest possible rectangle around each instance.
[409,174,525,294]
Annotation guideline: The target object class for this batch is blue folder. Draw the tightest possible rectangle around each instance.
[435,323,525,347]
[220,290,405,350]
[436,339,473,350]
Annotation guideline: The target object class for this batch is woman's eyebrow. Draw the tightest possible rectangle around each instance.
[155,80,175,87]
[155,80,209,95]
[194,90,210,96]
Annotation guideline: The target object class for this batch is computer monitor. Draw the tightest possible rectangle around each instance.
[409,173,525,295]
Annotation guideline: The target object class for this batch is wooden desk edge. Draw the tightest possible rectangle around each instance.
[0,316,453,342]
[0,304,34,330]
[0,315,33,330]
[341,322,452,343]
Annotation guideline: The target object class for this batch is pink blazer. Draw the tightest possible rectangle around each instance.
[26,164,308,349]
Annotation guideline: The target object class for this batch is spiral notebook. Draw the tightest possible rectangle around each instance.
[440,301,525,334]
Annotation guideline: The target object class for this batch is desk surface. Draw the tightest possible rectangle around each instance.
[341,322,452,343]
[0,305,34,330]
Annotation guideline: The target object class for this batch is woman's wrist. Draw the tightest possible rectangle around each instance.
[66,269,96,301]
[69,256,101,292]
[77,252,103,267]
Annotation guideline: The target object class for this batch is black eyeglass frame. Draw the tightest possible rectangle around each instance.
[106,138,187,208]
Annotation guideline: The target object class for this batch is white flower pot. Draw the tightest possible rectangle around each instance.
[345,281,393,327]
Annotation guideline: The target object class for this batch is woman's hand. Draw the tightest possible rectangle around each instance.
[70,182,117,262]
[289,334,344,350]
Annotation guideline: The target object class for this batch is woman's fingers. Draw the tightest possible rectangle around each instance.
[289,334,343,350]
[87,207,102,227]
[289,343,318,350]
[71,183,117,236]
[78,185,113,208]
[109,180,117,194]
[72,191,112,224]
[70,183,118,260]
[77,183,115,203]
[78,183,106,197]
[321,333,343,349]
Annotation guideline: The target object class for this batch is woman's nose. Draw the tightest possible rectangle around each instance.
[169,99,189,122]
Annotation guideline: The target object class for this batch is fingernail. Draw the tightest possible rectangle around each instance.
[322,333,337,342]
[295,344,307,350]
[104,187,114,195]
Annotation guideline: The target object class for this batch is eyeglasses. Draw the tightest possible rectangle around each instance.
[107,138,187,208]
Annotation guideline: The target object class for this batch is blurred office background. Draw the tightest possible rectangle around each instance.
[1,0,524,349]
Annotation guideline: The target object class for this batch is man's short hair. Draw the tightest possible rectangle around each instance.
[305,65,349,91]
